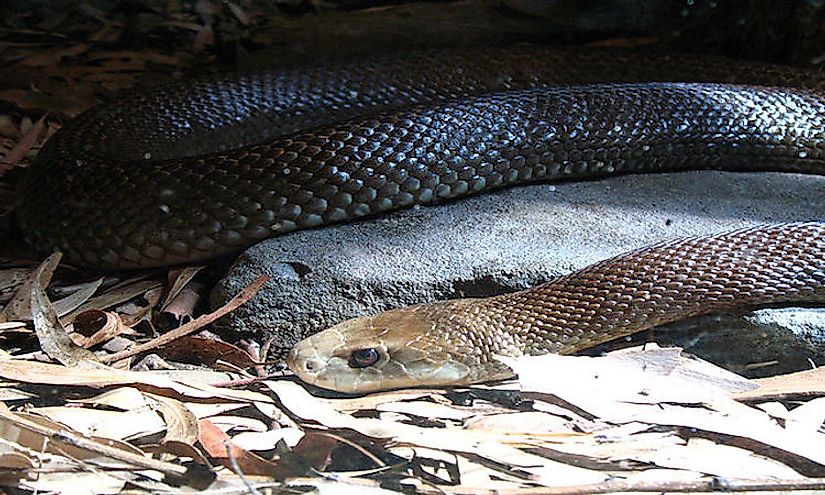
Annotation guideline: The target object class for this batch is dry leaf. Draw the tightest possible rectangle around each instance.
[145,392,200,445]
[197,418,285,477]
[100,274,267,364]
[2,253,59,322]
[71,309,131,348]
[19,43,89,66]
[161,266,203,310]
[160,335,258,368]
[0,359,272,403]
[0,114,46,171]
[29,405,167,441]
[52,277,104,317]
[61,278,163,324]
[266,381,607,485]
[735,367,825,401]
[0,268,30,305]
[232,427,305,452]
[29,254,98,366]
[500,345,755,408]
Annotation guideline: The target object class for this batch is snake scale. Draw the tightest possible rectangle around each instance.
[16,45,825,391]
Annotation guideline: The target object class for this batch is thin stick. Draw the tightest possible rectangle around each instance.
[100,275,268,364]
[225,443,263,495]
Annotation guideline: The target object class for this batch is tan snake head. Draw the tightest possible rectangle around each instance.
[286,300,520,394]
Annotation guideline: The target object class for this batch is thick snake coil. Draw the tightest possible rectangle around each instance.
[16,45,825,268]
[288,223,825,393]
[15,46,825,391]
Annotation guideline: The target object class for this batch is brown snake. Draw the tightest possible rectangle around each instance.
[15,46,825,390]
[287,223,825,393]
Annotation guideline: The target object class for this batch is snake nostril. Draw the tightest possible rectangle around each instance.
[304,359,318,372]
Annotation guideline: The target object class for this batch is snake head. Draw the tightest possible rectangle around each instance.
[286,301,516,393]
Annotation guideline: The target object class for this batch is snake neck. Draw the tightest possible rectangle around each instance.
[483,223,825,357]
[378,223,825,381]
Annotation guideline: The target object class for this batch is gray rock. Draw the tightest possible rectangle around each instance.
[211,171,825,359]
[746,307,825,339]
[626,309,825,379]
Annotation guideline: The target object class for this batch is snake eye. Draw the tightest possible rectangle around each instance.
[348,348,380,368]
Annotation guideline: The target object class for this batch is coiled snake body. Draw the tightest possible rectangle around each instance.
[17,46,825,391]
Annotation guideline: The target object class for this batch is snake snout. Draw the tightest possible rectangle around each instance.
[286,344,324,377]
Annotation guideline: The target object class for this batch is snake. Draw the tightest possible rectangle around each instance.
[15,45,825,390]
[287,222,825,393]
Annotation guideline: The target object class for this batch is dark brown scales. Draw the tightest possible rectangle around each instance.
[17,46,825,269]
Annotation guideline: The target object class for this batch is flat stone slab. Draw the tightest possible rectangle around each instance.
[212,170,825,363]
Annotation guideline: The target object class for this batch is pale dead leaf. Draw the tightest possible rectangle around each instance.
[0,114,46,171]
[0,407,196,485]
[75,387,153,410]
[734,367,825,401]
[70,309,131,348]
[145,392,200,445]
[161,266,203,310]
[0,321,27,331]
[464,411,579,435]
[0,444,34,472]
[755,401,790,421]
[226,2,252,25]
[784,397,825,435]
[500,345,754,414]
[505,347,825,472]
[629,402,825,473]
[2,253,60,321]
[233,427,305,452]
[29,406,166,441]
[61,278,163,324]
[208,414,268,433]
[183,401,250,419]
[454,454,516,490]
[52,277,104,317]
[639,437,803,479]
[0,359,272,403]
[376,400,481,421]
[266,381,607,485]
[145,368,245,385]
[0,386,35,401]
[74,387,208,448]
[0,269,32,304]
[29,254,98,366]
[197,418,284,477]
[21,471,126,495]
[323,390,435,413]
[1,410,146,460]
